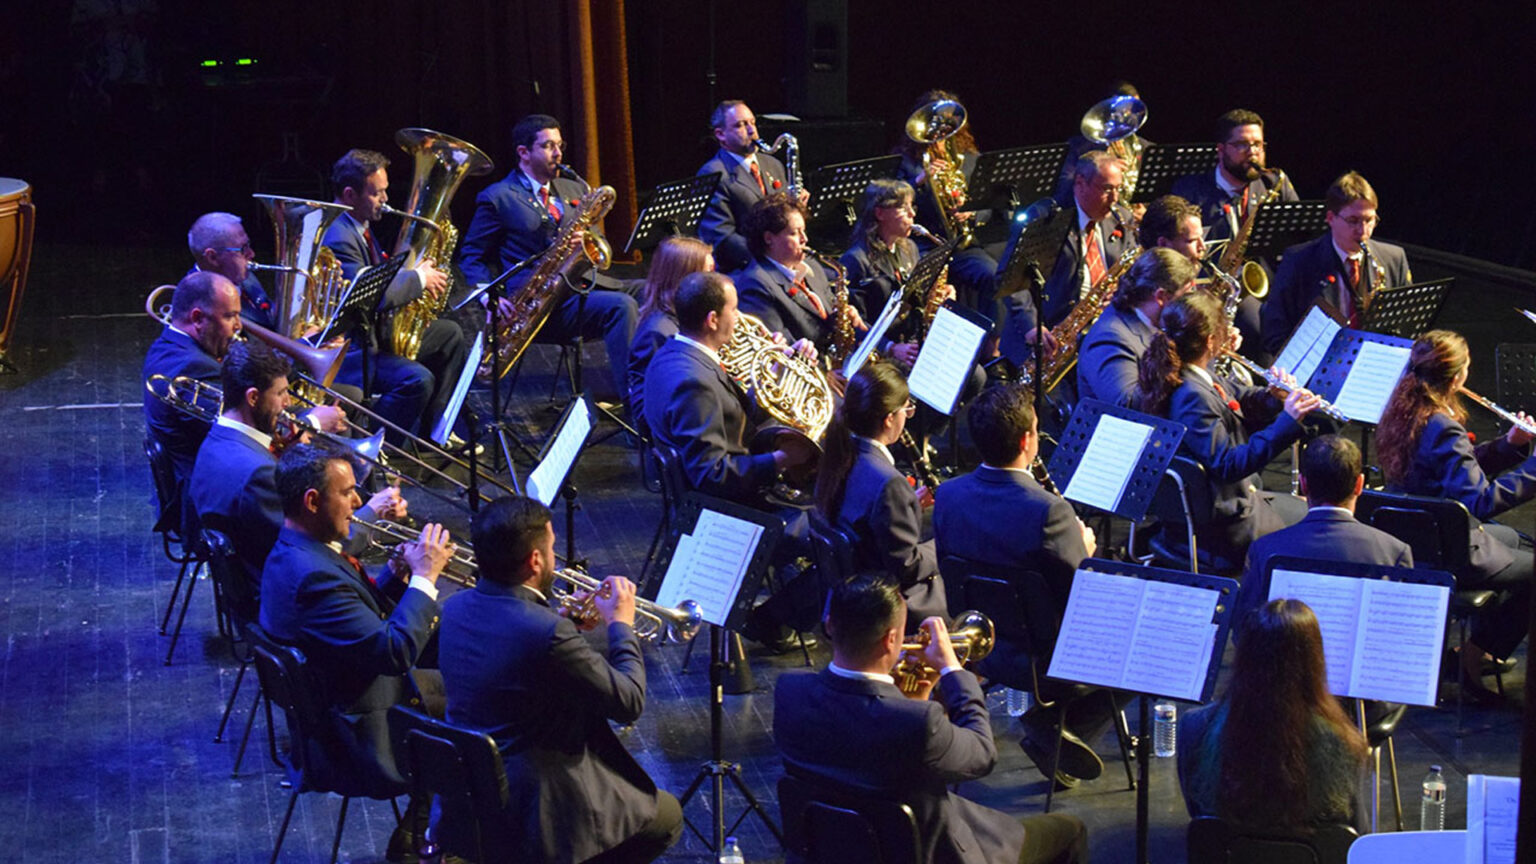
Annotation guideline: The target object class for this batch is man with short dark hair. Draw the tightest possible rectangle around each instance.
[458,114,640,408]
[1170,109,1300,247]
[774,575,1089,864]
[1076,247,1197,406]
[437,496,681,864]
[1262,171,1413,352]
[697,100,801,274]
[1237,435,1412,627]
[1136,194,1206,261]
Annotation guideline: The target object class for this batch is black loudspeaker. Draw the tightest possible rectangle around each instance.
[784,0,848,119]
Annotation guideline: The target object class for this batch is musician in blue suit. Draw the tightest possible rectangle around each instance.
[1238,435,1413,631]
[734,193,860,356]
[774,576,1089,864]
[186,212,278,330]
[322,149,468,442]
[1076,248,1196,407]
[260,444,453,819]
[438,495,680,864]
[999,150,1134,367]
[1169,109,1299,250]
[1261,171,1413,354]
[696,100,796,275]
[458,114,640,408]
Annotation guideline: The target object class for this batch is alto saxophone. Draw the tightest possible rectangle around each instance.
[1207,171,1283,378]
[807,247,858,366]
[1016,245,1141,393]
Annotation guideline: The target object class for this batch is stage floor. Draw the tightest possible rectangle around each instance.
[0,242,1526,862]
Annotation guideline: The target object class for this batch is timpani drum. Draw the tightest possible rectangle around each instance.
[0,178,36,372]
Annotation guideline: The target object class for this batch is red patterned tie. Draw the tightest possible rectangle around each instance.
[1084,222,1107,286]
[540,186,562,222]
[748,161,766,196]
[362,226,382,265]
[1239,186,1251,220]
[796,278,827,319]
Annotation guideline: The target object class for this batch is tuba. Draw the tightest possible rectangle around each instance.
[380,128,494,360]
[905,99,973,249]
[483,184,617,381]
[249,195,352,339]
[1080,94,1148,200]
[1017,245,1141,393]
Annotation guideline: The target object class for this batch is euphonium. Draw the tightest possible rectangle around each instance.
[1080,94,1149,200]
[381,128,494,361]
[905,98,973,249]
[483,184,617,381]
[1017,245,1141,393]
[550,569,704,644]
[249,195,353,340]
[892,610,995,695]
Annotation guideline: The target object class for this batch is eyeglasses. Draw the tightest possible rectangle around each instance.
[220,244,254,254]
[901,400,917,417]
[1339,214,1379,229]
[1223,140,1266,152]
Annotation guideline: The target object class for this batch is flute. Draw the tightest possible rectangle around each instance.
[1219,352,1350,423]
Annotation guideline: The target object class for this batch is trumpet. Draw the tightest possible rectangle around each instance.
[892,610,995,695]
[1218,352,1351,423]
[1461,388,1536,437]
[550,569,704,644]
[350,516,479,587]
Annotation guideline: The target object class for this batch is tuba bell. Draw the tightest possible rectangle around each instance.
[249,195,353,339]
[1080,94,1148,201]
[905,98,973,249]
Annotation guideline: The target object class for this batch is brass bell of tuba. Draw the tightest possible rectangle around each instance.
[249,195,353,340]
[905,98,973,249]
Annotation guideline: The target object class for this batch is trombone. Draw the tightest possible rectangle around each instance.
[892,610,995,695]
[551,570,704,644]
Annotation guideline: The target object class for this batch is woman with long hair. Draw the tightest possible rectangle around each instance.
[1179,598,1369,832]
[626,237,713,425]
[1375,329,1535,693]
[1134,291,1319,567]
[814,361,945,624]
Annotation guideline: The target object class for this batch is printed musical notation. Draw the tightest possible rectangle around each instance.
[1062,414,1152,513]
[654,508,764,627]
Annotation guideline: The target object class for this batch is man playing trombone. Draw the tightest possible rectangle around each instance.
[437,495,681,864]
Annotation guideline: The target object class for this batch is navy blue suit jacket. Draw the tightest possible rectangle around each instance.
[625,309,677,428]
[697,149,789,274]
[933,464,1089,609]
[734,255,839,351]
[439,580,657,864]
[834,439,945,622]
[998,205,1133,366]
[841,238,920,342]
[1262,233,1413,355]
[458,173,597,285]
[142,326,221,487]
[189,423,280,590]
[774,668,1024,864]
[1076,306,1156,408]
[642,337,777,503]
[1169,169,1299,246]
[1238,508,1414,629]
[259,525,439,795]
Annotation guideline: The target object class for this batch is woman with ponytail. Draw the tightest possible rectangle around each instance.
[1134,291,1320,568]
[814,361,946,623]
[1377,329,1536,693]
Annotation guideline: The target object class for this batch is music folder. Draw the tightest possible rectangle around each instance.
[643,493,783,631]
[429,331,484,446]
[843,288,903,380]
[525,395,594,506]
[907,304,989,415]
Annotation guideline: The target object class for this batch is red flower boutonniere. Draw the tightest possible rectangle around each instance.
[567,199,580,208]
[1111,228,1123,240]
[1227,399,1242,412]
[771,179,782,190]
[787,286,799,297]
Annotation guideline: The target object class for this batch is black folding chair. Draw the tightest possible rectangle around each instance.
[1187,815,1357,864]
[778,774,921,864]
[388,705,514,864]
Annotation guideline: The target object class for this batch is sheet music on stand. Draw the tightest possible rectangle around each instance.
[1263,556,1452,707]
[805,155,901,226]
[643,493,784,631]
[1305,328,1414,424]
[907,305,989,415]
[1047,399,1187,521]
[1359,277,1453,340]
[961,144,1069,214]
[623,173,722,253]
[429,331,485,446]
[1466,774,1520,864]
[319,255,408,344]
[1274,306,1342,387]
[1128,143,1216,204]
[1047,559,1237,702]
[525,395,594,506]
[1244,200,1327,262]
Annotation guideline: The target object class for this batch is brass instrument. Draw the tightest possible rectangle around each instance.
[249,194,353,339]
[1205,174,1280,378]
[1017,245,1141,393]
[483,184,617,380]
[892,610,995,695]
[144,284,348,389]
[1080,94,1148,200]
[1461,388,1536,437]
[0,178,35,374]
[351,516,479,586]
[806,247,858,366]
[905,98,973,249]
[720,312,836,444]
[381,128,494,361]
[1220,352,1350,423]
[550,569,704,644]
[755,133,805,200]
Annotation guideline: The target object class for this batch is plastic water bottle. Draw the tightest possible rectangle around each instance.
[719,835,745,864]
[1420,765,1446,831]
[1153,700,1177,758]
[1005,687,1032,717]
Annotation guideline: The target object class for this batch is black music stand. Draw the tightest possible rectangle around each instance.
[995,201,1070,411]
[962,144,1069,215]
[623,173,722,253]
[1306,329,1414,460]
[805,154,901,227]
[1047,559,1239,864]
[526,395,594,567]
[1360,277,1453,340]
[1243,200,1328,262]
[1128,143,1216,204]
[456,257,545,474]
[318,256,408,433]
[643,494,785,857]
[1046,399,1187,521]
[902,241,956,316]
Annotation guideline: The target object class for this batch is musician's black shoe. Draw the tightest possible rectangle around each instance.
[1020,725,1103,782]
[1019,735,1081,790]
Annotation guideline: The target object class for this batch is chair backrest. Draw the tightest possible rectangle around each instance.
[938,556,1058,658]
[144,435,184,538]
[1187,816,1357,864]
[651,443,689,522]
[809,514,856,584]
[202,529,258,629]
[1345,829,1467,863]
[779,774,921,864]
[250,632,328,777]
[1150,456,1215,527]
[387,705,513,863]
[1355,490,1471,571]
[1495,342,1536,407]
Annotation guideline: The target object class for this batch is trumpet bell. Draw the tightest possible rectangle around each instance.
[949,610,995,664]
[672,599,704,644]
[1080,94,1148,145]
[905,99,967,145]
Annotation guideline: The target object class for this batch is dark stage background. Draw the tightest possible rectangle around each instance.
[2,1,1531,272]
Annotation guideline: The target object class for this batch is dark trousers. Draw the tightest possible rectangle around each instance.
[949,246,1000,321]
[539,285,639,403]
[336,319,467,441]
[582,791,683,864]
[1469,523,1534,658]
[1019,812,1089,864]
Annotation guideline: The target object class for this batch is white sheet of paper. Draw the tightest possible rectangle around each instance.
[653,533,696,611]
[431,332,485,445]
[1048,569,1142,689]
[526,399,593,506]
[1332,340,1411,424]
[907,307,986,415]
[1274,306,1340,388]
[1268,569,1363,696]
[1467,774,1520,864]
[655,509,764,627]
[844,288,905,379]
[1062,414,1153,514]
